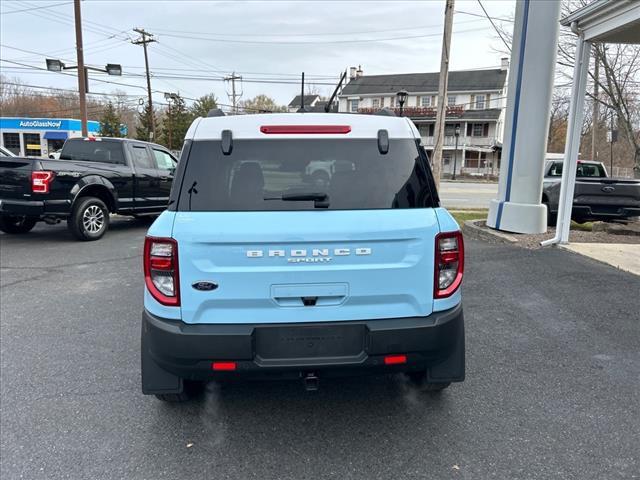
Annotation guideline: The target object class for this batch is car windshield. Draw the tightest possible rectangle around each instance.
[60,140,125,164]
[176,138,437,211]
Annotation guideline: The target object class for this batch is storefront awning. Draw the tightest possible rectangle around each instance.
[43,131,68,140]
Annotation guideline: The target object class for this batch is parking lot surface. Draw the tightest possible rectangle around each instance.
[1,219,639,479]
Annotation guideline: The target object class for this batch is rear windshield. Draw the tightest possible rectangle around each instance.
[175,139,437,211]
[548,161,606,178]
[60,140,125,164]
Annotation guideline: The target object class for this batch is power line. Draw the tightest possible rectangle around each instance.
[1,1,72,15]
[156,27,488,45]
[476,0,511,53]
[455,9,514,22]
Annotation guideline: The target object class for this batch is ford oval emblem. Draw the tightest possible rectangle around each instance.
[192,281,218,291]
[602,186,615,193]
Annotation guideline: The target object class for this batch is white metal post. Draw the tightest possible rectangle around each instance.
[541,34,591,246]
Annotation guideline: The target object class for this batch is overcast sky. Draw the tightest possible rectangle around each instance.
[1,0,515,114]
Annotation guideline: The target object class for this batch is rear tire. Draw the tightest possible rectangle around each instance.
[154,381,204,402]
[404,371,451,392]
[67,196,110,241]
[0,215,37,234]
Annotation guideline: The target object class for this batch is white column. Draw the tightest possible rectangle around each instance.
[487,0,562,233]
[541,35,591,246]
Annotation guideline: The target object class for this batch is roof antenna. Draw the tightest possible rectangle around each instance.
[297,72,306,113]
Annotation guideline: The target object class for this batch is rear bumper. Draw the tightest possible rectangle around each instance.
[141,304,465,394]
[0,198,71,217]
[571,204,640,220]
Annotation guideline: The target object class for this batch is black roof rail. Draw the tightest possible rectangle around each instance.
[207,108,226,117]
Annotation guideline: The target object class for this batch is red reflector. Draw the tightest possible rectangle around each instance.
[440,251,459,263]
[260,125,351,135]
[149,256,172,270]
[384,354,407,365]
[212,361,237,371]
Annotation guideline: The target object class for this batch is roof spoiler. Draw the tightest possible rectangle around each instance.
[207,108,225,117]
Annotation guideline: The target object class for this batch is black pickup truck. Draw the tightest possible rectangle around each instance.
[0,137,177,240]
[542,159,640,224]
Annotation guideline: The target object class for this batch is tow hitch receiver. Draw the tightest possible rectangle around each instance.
[303,373,319,391]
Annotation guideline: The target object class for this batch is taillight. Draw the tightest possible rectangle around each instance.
[434,231,464,299]
[144,236,180,306]
[31,171,55,194]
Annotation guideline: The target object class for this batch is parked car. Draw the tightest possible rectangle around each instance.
[0,137,177,240]
[141,112,465,401]
[0,145,16,157]
[542,159,640,224]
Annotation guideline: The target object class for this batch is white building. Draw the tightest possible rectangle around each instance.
[338,61,509,176]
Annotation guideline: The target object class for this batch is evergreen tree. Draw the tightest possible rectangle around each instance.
[190,93,218,118]
[160,94,192,150]
[135,103,156,142]
[98,102,123,137]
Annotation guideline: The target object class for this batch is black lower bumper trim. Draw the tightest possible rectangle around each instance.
[141,304,465,394]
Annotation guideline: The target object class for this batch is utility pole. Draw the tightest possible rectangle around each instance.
[73,0,88,137]
[132,28,156,140]
[224,72,242,114]
[431,0,455,190]
[591,46,599,161]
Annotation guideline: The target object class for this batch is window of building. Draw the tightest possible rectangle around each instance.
[372,98,380,109]
[444,123,460,137]
[421,96,431,107]
[418,124,435,137]
[469,123,488,137]
[2,132,21,155]
[380,97,385,108]
[390,97,395,108]
[443,152,451,165]
[475,94,486,109]
[350,99,359,112]
[23,133,41,157]
[447,95,457,106]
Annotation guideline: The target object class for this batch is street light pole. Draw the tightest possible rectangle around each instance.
[73,0,88,137]
[453,124,460,180]
[396,90,408,117]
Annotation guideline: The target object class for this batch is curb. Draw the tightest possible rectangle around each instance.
[461,220,519,244]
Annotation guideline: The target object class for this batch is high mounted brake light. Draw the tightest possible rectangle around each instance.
[260,125,351,135]
[144,236,180,306]
[31,171,55,194]
[434,231,464,299]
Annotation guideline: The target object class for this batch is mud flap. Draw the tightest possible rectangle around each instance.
[141,321,183,395]
[426,315,465,383]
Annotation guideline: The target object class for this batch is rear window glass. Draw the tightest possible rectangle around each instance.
[548,161,606,178]
[60,140,125,164]
[177,139,436,211]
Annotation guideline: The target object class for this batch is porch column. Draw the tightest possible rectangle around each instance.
[542,34,591,246]
[487,0,561,233]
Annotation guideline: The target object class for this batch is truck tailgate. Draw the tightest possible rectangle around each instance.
[575,178,640,208]
[0,157,34,199]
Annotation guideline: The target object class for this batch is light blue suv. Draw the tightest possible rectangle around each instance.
[141,112,464,401]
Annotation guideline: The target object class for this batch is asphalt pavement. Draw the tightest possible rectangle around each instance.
[439,181,498,209]
[1,218,639,479]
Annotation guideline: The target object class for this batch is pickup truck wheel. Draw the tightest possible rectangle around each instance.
[403,371,451,392]
[0,215,37,234]
[154,381,204,402]
[68,197,110,241]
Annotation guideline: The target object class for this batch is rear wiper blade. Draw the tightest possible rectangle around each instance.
[264,192,330,208]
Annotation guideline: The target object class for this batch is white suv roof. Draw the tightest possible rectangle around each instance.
[186,113,420,140]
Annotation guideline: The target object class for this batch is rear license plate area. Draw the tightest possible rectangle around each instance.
[255,324,365,360]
